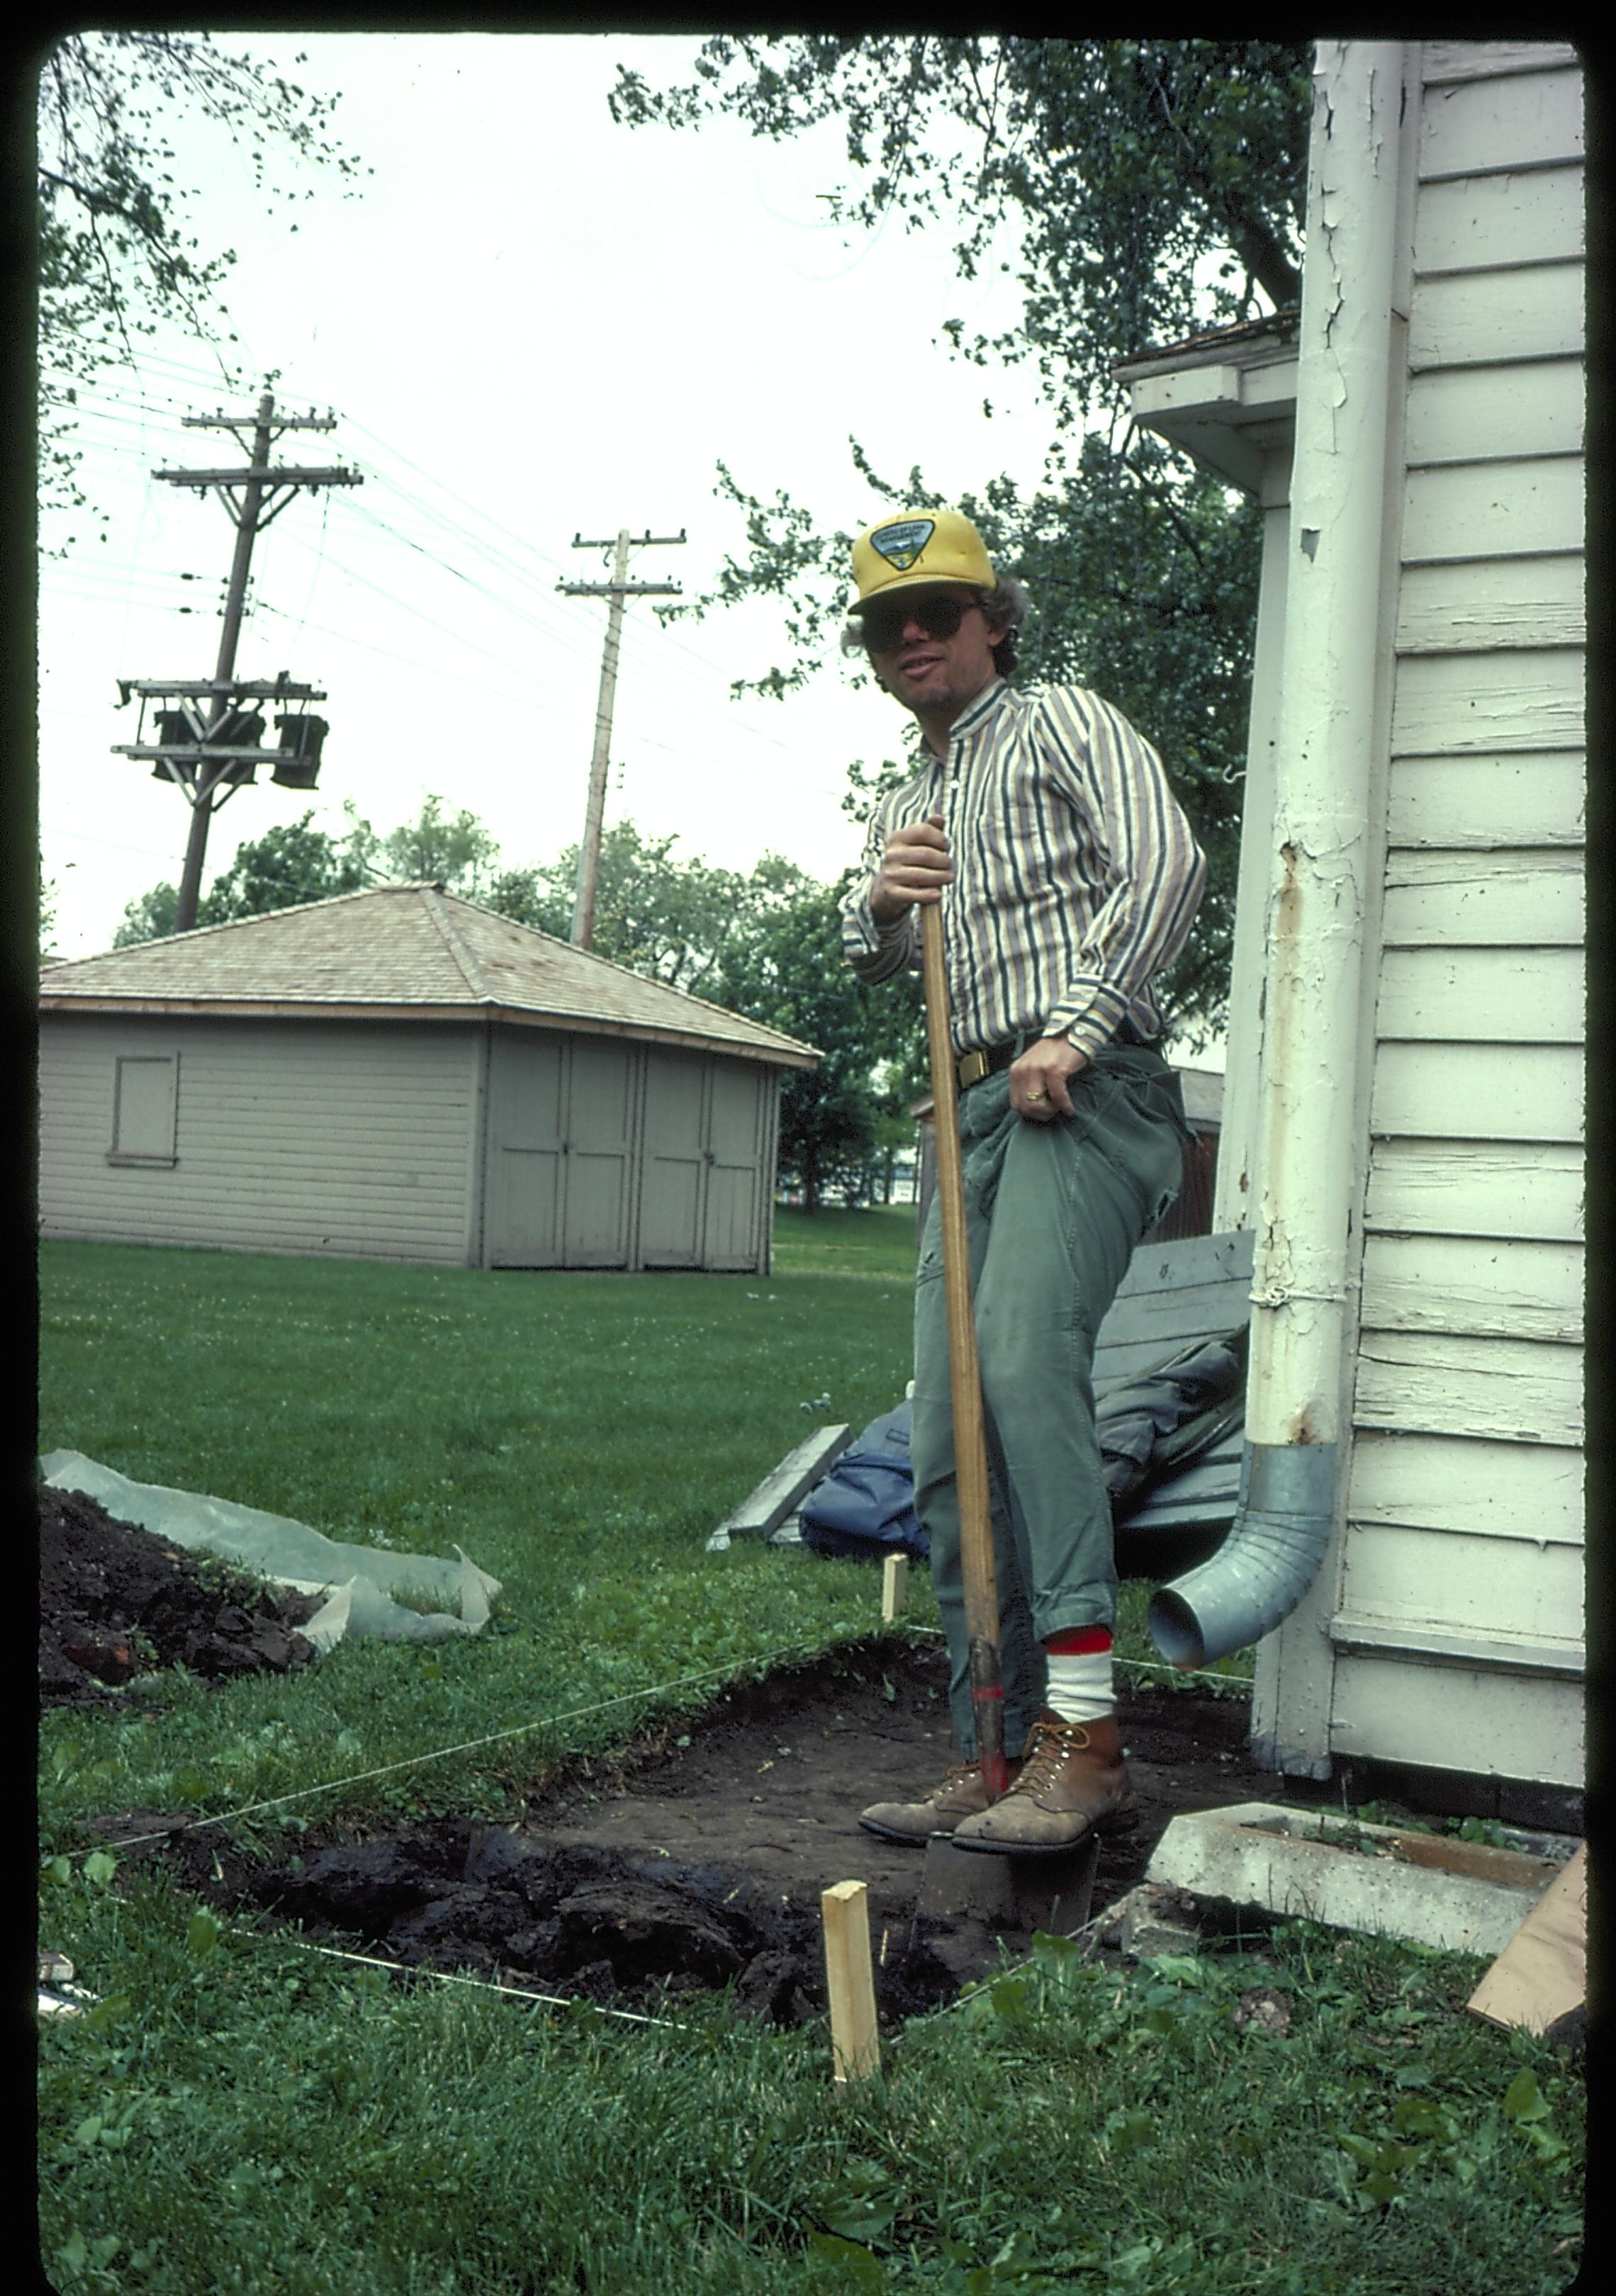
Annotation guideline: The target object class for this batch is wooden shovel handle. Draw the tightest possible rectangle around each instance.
[921,901,1009,1801]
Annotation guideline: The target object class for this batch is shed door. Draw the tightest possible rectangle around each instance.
[704,1064,764,1269]
[486,1035,564,1264]
[563,1037,634,1267]
[641,1049,706,1266]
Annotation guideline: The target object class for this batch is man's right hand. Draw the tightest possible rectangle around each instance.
[870,814,953,925]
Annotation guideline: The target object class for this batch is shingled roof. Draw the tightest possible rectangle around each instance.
[38,884,820,1069]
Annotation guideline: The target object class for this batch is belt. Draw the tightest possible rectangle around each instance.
[955,1015,1155,1091]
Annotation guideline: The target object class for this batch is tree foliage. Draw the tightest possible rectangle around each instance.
[612,39,1312,1038]
[111,807,370,944]
[611,38,1308,429]
[37,30,366,516]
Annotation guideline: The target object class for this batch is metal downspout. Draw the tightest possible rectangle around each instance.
[1150,41,1407,1672]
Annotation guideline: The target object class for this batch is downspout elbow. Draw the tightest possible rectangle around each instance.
[1148,1440,1337,1670]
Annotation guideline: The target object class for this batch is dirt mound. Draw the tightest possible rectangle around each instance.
[39,1483,323,1707]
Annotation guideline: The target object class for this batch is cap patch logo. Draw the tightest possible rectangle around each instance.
[870,518,935,572]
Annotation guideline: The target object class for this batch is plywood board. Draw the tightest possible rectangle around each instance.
[1468,1842,1586,2033]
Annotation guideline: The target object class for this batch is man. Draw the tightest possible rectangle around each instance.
[838,508,1206,1855]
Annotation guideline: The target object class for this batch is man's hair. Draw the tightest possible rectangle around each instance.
[841,576,1031,678]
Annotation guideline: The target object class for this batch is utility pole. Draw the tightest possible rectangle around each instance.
[112,390,361,932]
[559,527,684,950]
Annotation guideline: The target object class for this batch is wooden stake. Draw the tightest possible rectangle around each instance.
[881,1552,908,1623]
[821,1880,880,2085]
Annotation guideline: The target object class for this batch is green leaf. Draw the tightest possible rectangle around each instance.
[1503,2068,1548,2124]
[806,2230,885,2290]
[187,1908,224,1957]
[82,1850,118,1886]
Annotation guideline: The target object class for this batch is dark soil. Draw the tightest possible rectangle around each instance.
[48,1477,1310,2024]
[85,1631,1295,2027]
[39,1484,323,1707]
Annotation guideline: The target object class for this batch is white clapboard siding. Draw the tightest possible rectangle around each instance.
[1408,264,1584,371]
[1405,360,1585,467]
[1414,164,1583,274]
[1397,556,1583,653]
[1419,64,1583,179]
[1364,1139,1584,1242]
[1354,1330,1582,1446]
[1350,1427,1583,1541]
[1380,849,1583,945]
[1423,43,1580,84]
[1387,753,1584,849]
[1402,459,1583,563]
[1328,1653,1581,1782]
[1376,944,1583,1040]
[1361,1233,1582,1343]
[1391,649,1583,755]
[1341,1521,1583,1641]
[1371,1042,1582,1143]
[39,1018,479,1264]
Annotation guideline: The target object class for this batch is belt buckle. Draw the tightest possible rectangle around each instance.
[957,1049,989,1090]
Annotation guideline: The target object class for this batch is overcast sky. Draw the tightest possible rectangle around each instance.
[38,31,1066,962]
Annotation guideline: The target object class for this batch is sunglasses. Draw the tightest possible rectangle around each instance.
[858,590,977,653]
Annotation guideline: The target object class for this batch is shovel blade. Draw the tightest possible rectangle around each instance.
[918,1834,1101,1934]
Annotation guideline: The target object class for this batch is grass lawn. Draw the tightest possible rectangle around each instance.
[37,1222,1583,2295]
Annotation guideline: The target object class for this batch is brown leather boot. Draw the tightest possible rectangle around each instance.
[859,1757,1026,1847]
[949,1713,1137,1855]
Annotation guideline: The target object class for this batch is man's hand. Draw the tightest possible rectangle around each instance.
[1009,1035,1090,1122]
[870,813,952,926]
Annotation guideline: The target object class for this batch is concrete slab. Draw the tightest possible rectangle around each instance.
[1144,1801,1581,1958]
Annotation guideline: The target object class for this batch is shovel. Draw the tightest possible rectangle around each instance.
[919,899,1009,1803]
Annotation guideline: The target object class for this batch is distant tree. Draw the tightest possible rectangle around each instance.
[710,877,925,1213]
[486,821,814,1002]
[38,30,366,524]
[38,854,64,962]
[191,811,369,923]
[112,879,179,947]
[378,794,500,899]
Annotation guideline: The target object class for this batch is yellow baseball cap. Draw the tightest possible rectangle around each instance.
[849,508,994,610]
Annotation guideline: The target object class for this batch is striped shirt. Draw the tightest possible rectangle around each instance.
[839,677,1206,1059]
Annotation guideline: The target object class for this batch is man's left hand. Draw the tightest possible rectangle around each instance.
[1009,1036,1089,1122]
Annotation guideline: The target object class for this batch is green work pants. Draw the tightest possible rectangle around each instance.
[911,1045,1193,1758]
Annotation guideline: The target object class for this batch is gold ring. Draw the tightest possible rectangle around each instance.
[1026,1087,1048,1102]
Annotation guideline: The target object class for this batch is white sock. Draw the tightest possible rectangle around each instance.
[1043,1648,1114,1726]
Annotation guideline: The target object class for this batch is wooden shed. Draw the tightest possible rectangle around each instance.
[38,884,819,1273]
[1116,39,1585,1808]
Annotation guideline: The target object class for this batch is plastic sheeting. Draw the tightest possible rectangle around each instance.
[40,1451,501,1653]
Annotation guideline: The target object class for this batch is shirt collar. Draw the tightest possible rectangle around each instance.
[944,675,1011,749]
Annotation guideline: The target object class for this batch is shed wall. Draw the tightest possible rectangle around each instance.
[39,1013,481,1264]
[1338,39,1584,1786]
